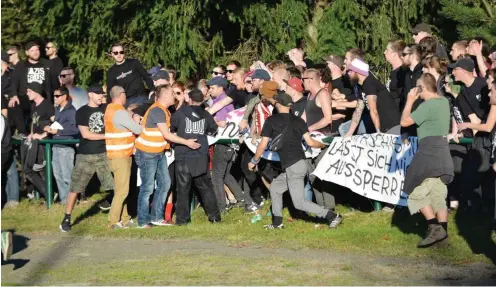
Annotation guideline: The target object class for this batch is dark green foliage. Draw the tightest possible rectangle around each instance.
[2,0,493,85]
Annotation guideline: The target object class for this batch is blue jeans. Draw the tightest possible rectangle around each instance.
[135,150,171,226]
[6,155,19,202]
[52,146,75,204]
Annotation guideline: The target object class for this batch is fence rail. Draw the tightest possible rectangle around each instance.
[12,136,474,209]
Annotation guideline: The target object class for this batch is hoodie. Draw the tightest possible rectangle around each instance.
[53,102,79,147]
[170,105,217,159]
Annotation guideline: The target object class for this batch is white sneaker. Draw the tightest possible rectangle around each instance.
[151,220,174,226]
[4,201,19,208]
[450,201,459,210]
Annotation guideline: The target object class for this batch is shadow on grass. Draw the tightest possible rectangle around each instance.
[390,208,426,239]
[1,230,30,270]
[454,208,496,265]
[72,199,107,227]
[391,206,496,265]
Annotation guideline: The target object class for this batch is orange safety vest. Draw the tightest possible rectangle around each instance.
[104,103,136,158]
[135,102,171,153]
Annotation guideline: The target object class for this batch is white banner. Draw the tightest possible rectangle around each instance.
[312,134,417,206]
[208,107,246,145]
[243,131,327,161]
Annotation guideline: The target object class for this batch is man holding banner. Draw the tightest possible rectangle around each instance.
[249,92,343,229]
[208,77,245,213]
[400,74,453,248]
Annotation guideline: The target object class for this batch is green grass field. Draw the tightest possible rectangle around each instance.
[2,195,495,265]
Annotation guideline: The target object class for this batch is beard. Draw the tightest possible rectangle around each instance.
[261,98,272,106]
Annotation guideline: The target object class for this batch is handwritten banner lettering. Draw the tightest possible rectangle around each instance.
[312,134,417,206]
[208,107,246,145]
[243,131,325,161]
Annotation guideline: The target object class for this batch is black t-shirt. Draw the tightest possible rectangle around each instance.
[361,75,401,132]
[403,63,423,111]
[228,88,249,109]
[30,99,55,134]
[76,105,106,154]
[330,77,355,129]
[387,66,407,111]
[261,113,308,169]
[461,77,490,121]
[450,94,473,138]
[48,57,64,91]
[291,96,307,118]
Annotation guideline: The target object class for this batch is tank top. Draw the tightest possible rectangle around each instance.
[305,89,332,135]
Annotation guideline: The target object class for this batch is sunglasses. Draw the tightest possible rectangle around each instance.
[53,94,66,98]
[211,71,224,76]
[226,70,234,74]
[112,51,125,55]
[301,77,313,80]
[59,74,73,78]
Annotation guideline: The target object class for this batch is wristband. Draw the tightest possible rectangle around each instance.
[251,157,260,165]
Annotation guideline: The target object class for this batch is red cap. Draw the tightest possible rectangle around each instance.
[284,77,303,92]
[243,71,255,81]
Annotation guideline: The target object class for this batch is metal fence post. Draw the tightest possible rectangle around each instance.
[45,143,53,209]
[373,201,382,211]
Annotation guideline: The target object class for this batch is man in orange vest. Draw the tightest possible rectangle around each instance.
[105,86,143,229]
[135,84,200,228]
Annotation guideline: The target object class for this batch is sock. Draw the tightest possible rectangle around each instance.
[64,213,71,221]
[165,203,173,221]
[426,218,439,225]
[440,222,448,234]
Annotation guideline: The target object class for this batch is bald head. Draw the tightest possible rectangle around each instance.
[110,86,126,105]
[110,86,126,99]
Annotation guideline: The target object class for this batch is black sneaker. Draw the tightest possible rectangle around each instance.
[98,200,111,211]
[329,214,343,229]
[226,202,235,211]
[234,200,245,208]
[264,224,284,230]
[59,217,71,232]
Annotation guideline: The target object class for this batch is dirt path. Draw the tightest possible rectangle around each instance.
[2,233,495,285]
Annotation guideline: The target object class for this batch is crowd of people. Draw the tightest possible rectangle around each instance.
[1,22,496,250]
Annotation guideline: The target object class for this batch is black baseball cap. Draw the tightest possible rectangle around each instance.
[274,92,293,107]
[151,70,170,81]
[27,82,44,96]
[188,89,204,103]
[448,58,475,72]
[411,23,432,34]
[87,85,104,94]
